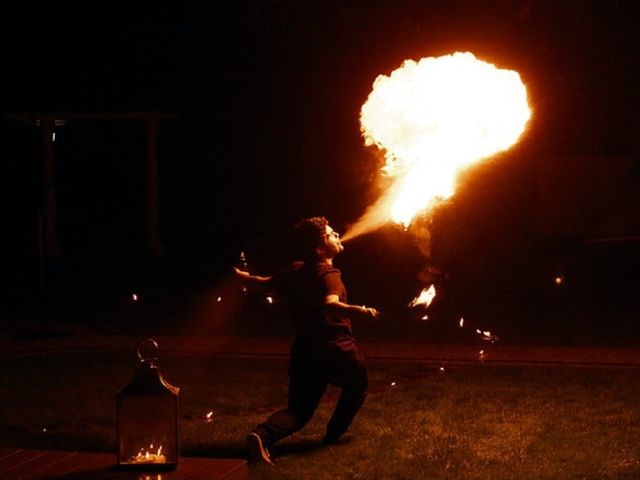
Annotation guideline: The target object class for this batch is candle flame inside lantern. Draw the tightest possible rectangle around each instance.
[342,52,531,241]
[130,444,166,464]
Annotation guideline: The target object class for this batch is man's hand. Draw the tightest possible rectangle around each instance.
[325,294,380,319]
[359,305,380,320]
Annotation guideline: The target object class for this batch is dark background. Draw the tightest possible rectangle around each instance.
[1,1,639,344]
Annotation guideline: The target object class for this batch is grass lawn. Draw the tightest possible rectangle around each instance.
[1,349,640,479]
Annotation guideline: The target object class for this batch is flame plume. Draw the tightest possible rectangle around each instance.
[342,52,531,241]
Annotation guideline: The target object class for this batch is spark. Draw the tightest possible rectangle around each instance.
[476,329,499,342]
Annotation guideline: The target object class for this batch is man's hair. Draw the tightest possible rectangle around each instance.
[293,216,328,259]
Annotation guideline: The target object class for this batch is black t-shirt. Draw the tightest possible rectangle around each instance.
[271,261,356,354]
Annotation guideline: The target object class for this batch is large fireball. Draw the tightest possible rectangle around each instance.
[342,52,531,241]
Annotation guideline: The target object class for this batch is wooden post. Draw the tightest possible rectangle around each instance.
[1,111,176,259]
[145,115,163,255]
[41,115,60,259]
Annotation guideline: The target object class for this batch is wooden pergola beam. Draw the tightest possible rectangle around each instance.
[1,112,176,260]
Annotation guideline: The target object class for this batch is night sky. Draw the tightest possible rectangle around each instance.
[1,1,639,337]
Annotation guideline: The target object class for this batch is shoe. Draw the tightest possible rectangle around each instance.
[246,432,274,465]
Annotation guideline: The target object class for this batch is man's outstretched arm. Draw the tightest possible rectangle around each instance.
[325,294,380,320]
[233,267,272,286]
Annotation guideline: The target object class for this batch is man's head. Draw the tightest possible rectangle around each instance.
[293,216,343,261]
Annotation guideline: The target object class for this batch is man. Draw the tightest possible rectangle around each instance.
[234,216,379,465]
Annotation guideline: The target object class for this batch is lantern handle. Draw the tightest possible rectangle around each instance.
[137,338,160,365]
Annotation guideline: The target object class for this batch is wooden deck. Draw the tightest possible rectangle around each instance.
[0,448,248,480]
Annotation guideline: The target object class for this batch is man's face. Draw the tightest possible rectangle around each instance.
[319,225,344,258]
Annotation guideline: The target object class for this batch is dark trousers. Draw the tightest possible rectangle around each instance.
[255,349,368,447]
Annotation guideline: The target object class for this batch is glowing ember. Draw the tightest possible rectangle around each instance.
[132,293,139,302]
[266,296,274,304]
[216,296,222,303]
[391,381,396,386]
[421,315,429,321]
[205,411,214,422]
[343,51,531,240]
[554,276,564,285]
[459,317,464,328]
[408,284,436,308]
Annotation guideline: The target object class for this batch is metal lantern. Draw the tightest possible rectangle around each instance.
[116,338,180,471]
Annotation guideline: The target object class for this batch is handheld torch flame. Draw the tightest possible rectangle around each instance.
[342,51,531,241]
[408,284,436,308]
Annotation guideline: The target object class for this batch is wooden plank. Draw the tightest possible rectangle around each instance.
[53,452,118,477]
[181,457,218,479]
[47,452,111,476]
[0,449,24,464]
[21,451,79,479]
[0,449,23,462]
[0,449,47,473]
[0,449,247,480]
[180,456,223,477]
[183,458,248,480]
[1,450,67,478]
